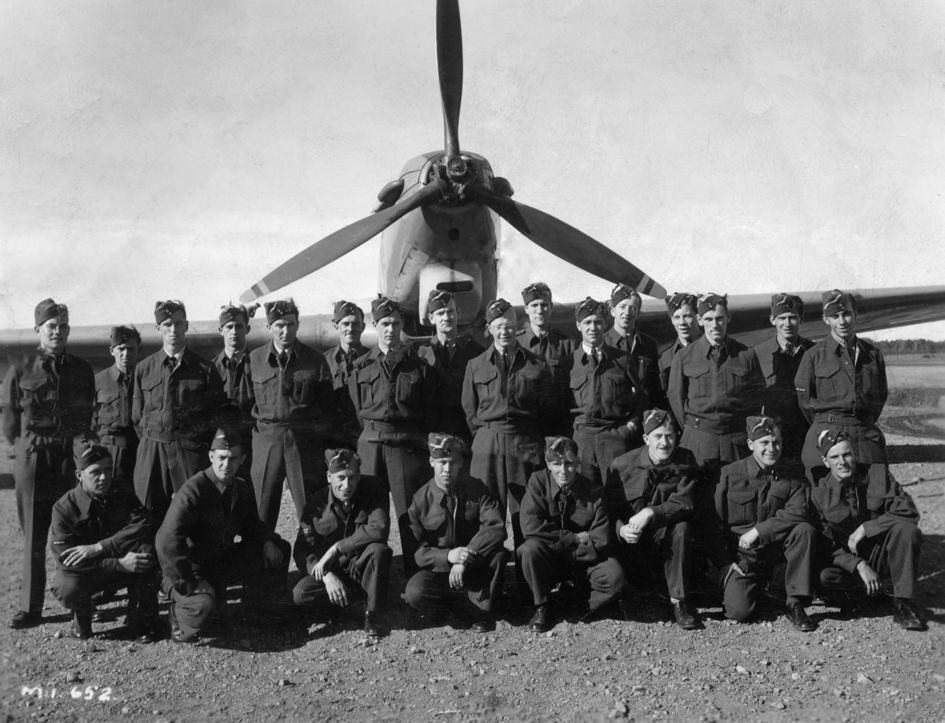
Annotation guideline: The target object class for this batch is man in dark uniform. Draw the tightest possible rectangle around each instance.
[292,448,392,637]
[93,325,141,492]
[810,429,923,631]
[519,437,626,633]
[604,284,662,409]
[562,298,648,485]
[606,409,700,629]
[325,300,368,448]
[462,299,553,566]
[49,444,161,641]
[415,290,485,448]
[404,433,508,632]
[132,300,225,523]
[715,416,817,631]
[349,296,440,576]
[249,298,335,529]
[516,282,575,435]
[156,429,291,643]
[668,293,765,470]
[752,294,815,467]
[657,292,702,406]
[3,299,95,629]
[795,290,889,479]
[212,304,255,476]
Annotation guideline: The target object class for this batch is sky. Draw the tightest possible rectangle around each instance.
[1,0,944,339]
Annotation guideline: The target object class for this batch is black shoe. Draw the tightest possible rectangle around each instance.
[363,611,381,638]
[9,610,41,630]
[126,615,163,644]
[471,614,495,633]
[893,600,924,631]
[671,599,699,630]
[71,611,93,640]
[527,604,551,633]
[168,603,196,644]
[785,602,816,632]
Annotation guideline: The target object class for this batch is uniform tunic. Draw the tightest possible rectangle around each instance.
[715,456,815,620]
[292,476,392,612]
[3,352,95,615]
[405,476,509,615]
[752,336,815,463]
[93,365,138,491]
[249,340,334,529]
[415,334,485,443]
[810,464,920,599]
[795,336,889,473]
[604,327,663,410]
[212,350,255,476]
[606,446,698,599]
[516,326,575,435]
[325,342,368,448]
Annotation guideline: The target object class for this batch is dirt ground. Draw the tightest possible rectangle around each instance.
[1,362,944,723]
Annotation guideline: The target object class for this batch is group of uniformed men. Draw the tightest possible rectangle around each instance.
[2,282,924,644]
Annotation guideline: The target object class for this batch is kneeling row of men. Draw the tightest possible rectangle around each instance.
[48,410,924,643]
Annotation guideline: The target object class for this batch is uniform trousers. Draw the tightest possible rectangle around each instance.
[293,542,392,612]
[721,522,816,622]
[680,422,748,469]
[617,521,691,600]
[252,424,326,530]
[51,550,160,622]
[802,416,887,480]
[517,538,626,611]
[14,436,76,615]
[573,426,636,487]
[99,433,138,495]
[404,549,510,617]
[134,437,204,523]
[818,520,921,600]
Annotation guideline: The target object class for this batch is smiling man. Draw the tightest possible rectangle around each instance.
[657,292,702,413]
[604,284,662,409]
[3,299,95,630]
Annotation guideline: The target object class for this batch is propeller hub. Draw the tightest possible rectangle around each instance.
[446,156,468,180]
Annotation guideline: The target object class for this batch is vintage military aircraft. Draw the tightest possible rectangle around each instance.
[2,0,945,369]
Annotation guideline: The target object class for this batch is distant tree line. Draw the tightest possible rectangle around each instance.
[873,339,945,355]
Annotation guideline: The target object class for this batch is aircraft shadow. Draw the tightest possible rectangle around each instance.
[888,444,945,465]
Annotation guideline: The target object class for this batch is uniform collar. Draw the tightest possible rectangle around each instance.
[267,340,299,365]
[489,342,522,362]
[749,455,777,479]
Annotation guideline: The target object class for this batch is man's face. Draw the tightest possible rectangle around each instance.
[489,314,517,352]
[269,314,299,350]
[37,315,70,354]
[770,312,800,343]
[612,297,641,334]
[209,447,245,484]
[577,313,605,347]
[671,304,699,343]
[823,440,856,481]
[110,341,140,376]
[220,318,249,353]
[430,453,462,490]
[375,314,403,351]
[78,459,114,500]
[700,306,729,345]
[824,309,856,341]
[428,302,458,338]
[334,314,364,348]
[547,456,578,488]
[328,466,361,504]
[643,424,677,464]
[525,296,552,330]
[157,311,188,350]
[749,431,782,468]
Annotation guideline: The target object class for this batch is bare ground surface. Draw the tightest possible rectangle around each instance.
[2,365,945,723]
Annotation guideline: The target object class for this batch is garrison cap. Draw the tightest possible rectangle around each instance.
[665,292,697,315]
[76,443,112,471]
[822,289,855,316]
[110,325,141,347]
[817,428,854,457]
[428,432,466,459]
[325,448,360,473]
[522,282,552,304]
[427,289,454,314]
[265,299,299,324]
[219,303,249,327]
[154,300,186,323]
[333,300,364,323]
[371,296,401,322]
[544,436,578,463]
[746,415,780,441]
[643,408,675,435]
[770,293,804,317]
[610,284,641,307]
[35,298,68,327]
[210,427,243,451]
[697,293,728,316]
[575,297,609,323]
[485,298,513,324]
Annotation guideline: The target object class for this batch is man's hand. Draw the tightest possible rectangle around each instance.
[116,551,156,574]
[447,546,475,566]
[323,572,349,607]
[61,543,104,567]
[575,531,590,545]
[847,525,867,555]
[738,528,761,551]
[312,544,340,581]
[449,563,466,590]
[626,420,639,436]
[621,508,655,544]
[856,560,881,596]
[263,541,284,569]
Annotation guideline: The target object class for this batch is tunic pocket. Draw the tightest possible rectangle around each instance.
[727,488,757,526]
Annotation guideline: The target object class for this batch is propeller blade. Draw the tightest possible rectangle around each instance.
[436,0,463,158]
[239,180,446,303]
[467,185,666,299]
